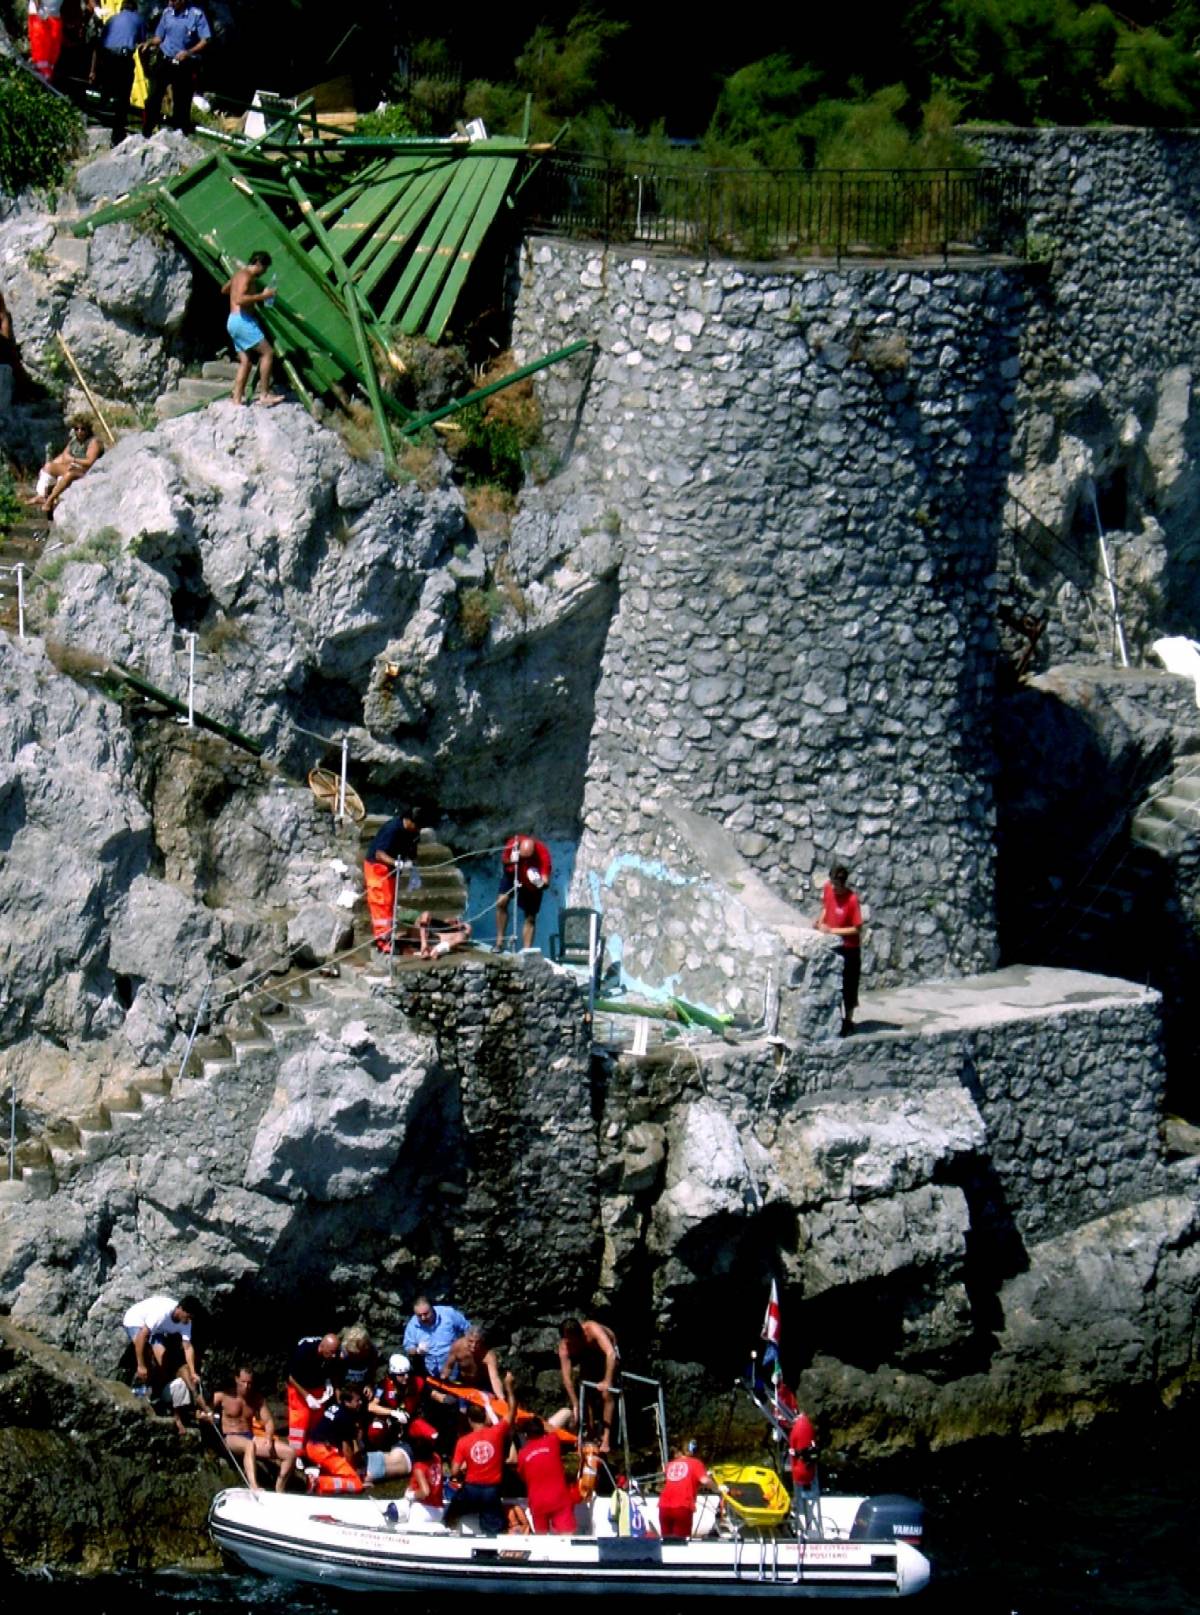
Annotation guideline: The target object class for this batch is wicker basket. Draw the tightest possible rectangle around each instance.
[308,767,365,823]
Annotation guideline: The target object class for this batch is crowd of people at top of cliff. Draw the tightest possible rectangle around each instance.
[27,0,213,143]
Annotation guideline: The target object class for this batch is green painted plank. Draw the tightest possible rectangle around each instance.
[398,156,516,337]
[352,165,461,300]
[421,155,519,341]
[159,157,366,396]
[379,157,497,329]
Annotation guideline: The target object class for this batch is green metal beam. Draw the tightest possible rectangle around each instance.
[398,338,593,437]
[284,167,398,475]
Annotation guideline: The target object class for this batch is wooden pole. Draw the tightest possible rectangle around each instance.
[55,334,117,445]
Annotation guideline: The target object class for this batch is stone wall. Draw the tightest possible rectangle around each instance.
[513,243,1021,992]
[975,128,1200,665]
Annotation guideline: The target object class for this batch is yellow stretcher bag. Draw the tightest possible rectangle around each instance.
[709,1464,792,1528]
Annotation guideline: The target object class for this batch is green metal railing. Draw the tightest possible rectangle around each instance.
[523,158,1029,266]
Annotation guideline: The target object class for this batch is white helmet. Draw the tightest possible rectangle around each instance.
[388,1352,411,1376]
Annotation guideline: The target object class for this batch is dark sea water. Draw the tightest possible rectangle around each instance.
[25,1405,1199,1614]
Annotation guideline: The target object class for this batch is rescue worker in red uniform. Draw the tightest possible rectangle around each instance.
[788,1410,820,1534]
[516,1417,579,1533]
[286,1331,342,1452]
[494,833,552,951]
[444,1391,514,1535]
[814,862,863,1036]
[658,1441,714,1538]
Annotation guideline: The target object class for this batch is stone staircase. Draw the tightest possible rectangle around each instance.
[1017,761,1200,977]
[1129,760,1200,855]
[0,499,51,636]
[0,836,470,1202]
[154,359,239,420]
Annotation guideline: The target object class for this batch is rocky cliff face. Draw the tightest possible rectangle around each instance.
[1,126,1200,1576]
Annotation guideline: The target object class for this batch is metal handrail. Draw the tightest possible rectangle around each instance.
[522,158,1029,265]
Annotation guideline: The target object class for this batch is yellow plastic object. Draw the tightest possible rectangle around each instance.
[709,1464,791,1527]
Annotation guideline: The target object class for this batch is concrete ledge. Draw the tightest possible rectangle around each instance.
[855,963,1158,1039]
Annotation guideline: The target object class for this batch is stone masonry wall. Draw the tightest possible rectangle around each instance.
[976,128,1200,663]
[513,245,1022,991]
[675,974,1165,1243]
[391,954,599,1327]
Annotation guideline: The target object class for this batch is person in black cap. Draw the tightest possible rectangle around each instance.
[362,807,423,952]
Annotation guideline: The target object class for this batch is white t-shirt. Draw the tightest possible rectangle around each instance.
[123,1295,191,1339]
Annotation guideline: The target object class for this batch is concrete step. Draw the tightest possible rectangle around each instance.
[200,1056,238,1080]
[22,1166,56,1200]
[1147,793,1200,826]
[156,379,231,420]
[1131,814,1182,853]
[130,1071,172,1098]
[0,1178,30,1204]
[77,1124,113,1161]
[201,360,240,381]
[1169,772,1200,802]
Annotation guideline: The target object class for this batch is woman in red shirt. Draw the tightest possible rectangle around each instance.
[814,862,863,1037]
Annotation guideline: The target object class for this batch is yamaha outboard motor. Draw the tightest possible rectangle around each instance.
[850,1495,926,1545]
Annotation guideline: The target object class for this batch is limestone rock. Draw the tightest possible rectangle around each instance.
[244,1017,437,1201]
[649,1099,753,1252]
[772,1085,987,1207]
[287,902,353,964]
[60,295,175,399]
[0,636,151,1044]
[794,1183,971,1297]
[0,1317,221,1575]
[86,221,192,334]
[996,1192,1200,1390]
[108,873,221,993]
[74,130,203,206]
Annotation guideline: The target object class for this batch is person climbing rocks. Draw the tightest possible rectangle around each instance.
[494,833,552,951]
[221,251,282,407]
[36,414,104,515]
[549,1317,619,1454]
[120,1293,206,1425]
[814,862,862,1036]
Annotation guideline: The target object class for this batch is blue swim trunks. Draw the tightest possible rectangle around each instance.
[227,310,266,352]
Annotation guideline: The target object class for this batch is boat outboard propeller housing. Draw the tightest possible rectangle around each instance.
[849,1494,925,1545]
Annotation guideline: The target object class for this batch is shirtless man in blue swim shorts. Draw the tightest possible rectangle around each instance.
[221,250,282,407]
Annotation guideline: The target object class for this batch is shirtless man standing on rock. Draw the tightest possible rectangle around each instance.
[221,251,282,408]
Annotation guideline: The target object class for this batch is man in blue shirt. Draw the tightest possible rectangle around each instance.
[142,0,210,136]
[91,0,146,146]
[402,1295,470,1378]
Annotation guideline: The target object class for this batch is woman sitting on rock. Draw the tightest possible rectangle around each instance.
[35,413,104,515]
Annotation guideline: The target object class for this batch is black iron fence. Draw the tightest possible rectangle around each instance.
[522,158,1029,265]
